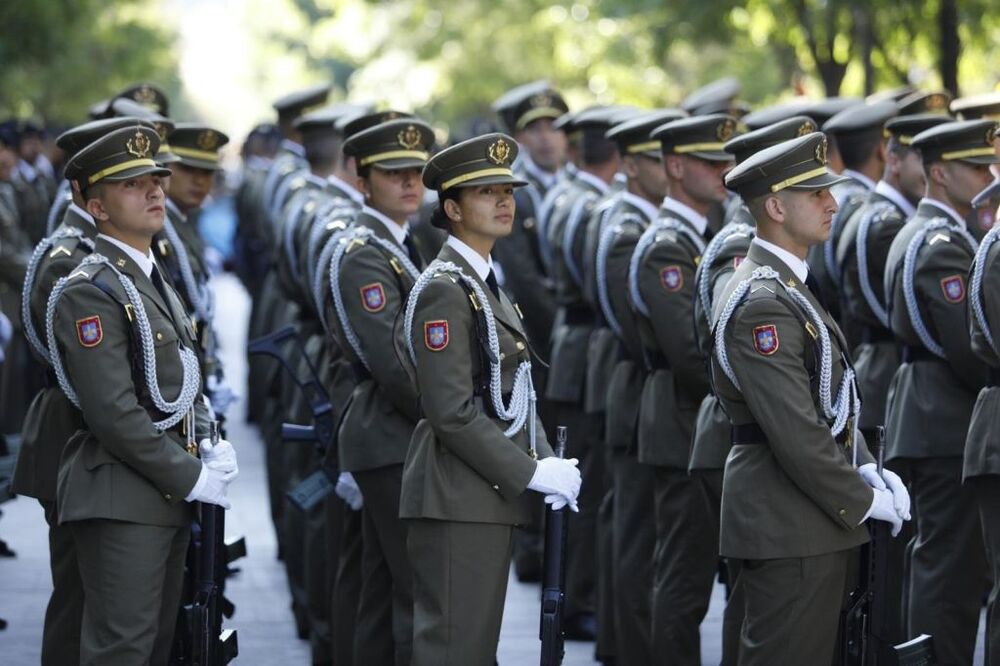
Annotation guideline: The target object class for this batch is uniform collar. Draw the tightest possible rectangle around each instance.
[841,168,878,191]
[165,197,188,222]
[68,202,96,227]
[361,204,409,245]
[327,174,364,204]
[752,237,809,284]
[875,180,916,218]
[445,234,494,281]
[918,196,966,226]
[660,196,708,235]
[98,233,156,278]
[519,151,557,190]
[621,191,660,222]
[575,169,610,195]
[280,139,305,157]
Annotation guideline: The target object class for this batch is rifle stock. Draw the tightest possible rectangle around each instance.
[539,426,569,666]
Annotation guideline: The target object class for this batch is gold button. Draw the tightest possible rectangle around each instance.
[156,332,163,341]
[164,493,172,500]
[492,484,500,491]
[499,352,506,360]
[516,341,525,351]
[838,508,846,516]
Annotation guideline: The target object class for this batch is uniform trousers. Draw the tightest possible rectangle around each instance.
[353,464,412,666]
[40,499,83,666]
[738,548,853,666]
[971,476,1000,666]
[407,518,512,666]
[71,519,189,666]
[906,456,987,666]
[651,466,719,666]
[611,449,655,665]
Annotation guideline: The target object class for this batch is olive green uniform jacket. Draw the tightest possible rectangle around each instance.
[52,237,207,527]
[400,243,554,525]
[711,242,874,559]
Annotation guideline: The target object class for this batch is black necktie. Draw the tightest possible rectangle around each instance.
[485,269,501,299]
[150,264,170,304]
[403,232,422,269]
[805,271,827,310]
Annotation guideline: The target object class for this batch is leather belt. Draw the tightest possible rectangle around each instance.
[902,345,940,364]
[861,326,894,344]
[731,421,851,446]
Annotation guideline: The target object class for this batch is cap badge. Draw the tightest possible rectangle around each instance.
[126,130,152,158]
[154,123,168,141]
[384,111,401,121]
[716,118,736,142]
[398,125,423,150]
[797,121,814,137]
[196,130,219,151]
[815,137,828,165]
[986,125,997,146]
[927,94,948,111]
[487,138,512,165]
[133,84,158,108]
[531,93,553,109]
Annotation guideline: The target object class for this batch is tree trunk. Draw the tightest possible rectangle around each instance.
[938,0,959,96]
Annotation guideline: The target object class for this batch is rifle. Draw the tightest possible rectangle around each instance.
[247,325,338,512]
[182,420,238,665]
[539,426,569,666]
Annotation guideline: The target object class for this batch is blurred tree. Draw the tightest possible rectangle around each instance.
[0,0,178,123]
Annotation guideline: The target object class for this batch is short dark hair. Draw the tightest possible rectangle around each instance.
[304,134,343,172]
[430,188,462,230]
[831,129,882,170]
[580,127,617,166]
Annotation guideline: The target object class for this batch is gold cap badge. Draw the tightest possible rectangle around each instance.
[716,118,736,142]
[133,84,158,108]
[986,125,997,146]
[530,93,553,109]
[398,125,422,150]
[126,130,152,158]
[196,130,219,151]
[798,121,814,137]
[815,136,828,165]
[487,138,512,165]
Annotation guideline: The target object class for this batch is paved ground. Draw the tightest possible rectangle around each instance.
[0,272,985,664]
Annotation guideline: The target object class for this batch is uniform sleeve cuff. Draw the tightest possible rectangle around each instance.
[859,488,876,524]
[185,463,208,502]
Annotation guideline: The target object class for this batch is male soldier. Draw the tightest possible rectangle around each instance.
[966,177,1000,664]
[951,92,1000,231]
[714,132,909,664]
[14,120,58,244]
[12,116,149,665]
[883,119,998,664]
[594,109,676,665]
[809,101,898,333]
[46,125,237,664]
[629,114,733,664]
[542,105,621,639]
[681,77,750,119]
[688,115,818,665]
[328,118,435,665]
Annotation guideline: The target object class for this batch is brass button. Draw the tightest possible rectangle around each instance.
[499,352,506,360]
[156,332,163,341]
[164,493,172,501]
[516,341,525,351]
[492,484,500,491]
[838,508,846,516]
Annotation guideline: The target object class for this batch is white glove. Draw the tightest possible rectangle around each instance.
[858,463,910,520]
[335,472,364,511]
[199,439,238,476]
[527,457,581,505]
[867,488,904,537]
[545,493,579,513]
[186,463,236,509]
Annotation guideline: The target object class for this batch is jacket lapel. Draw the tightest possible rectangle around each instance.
[438,244,525,336]
[94,238,175,325]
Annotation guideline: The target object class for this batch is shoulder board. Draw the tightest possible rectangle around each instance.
[48,235,84,259]
[927,232,951,246]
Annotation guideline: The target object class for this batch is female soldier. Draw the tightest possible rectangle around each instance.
[399,133,582,665]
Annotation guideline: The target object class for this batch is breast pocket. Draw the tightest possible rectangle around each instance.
[150,316,184,395]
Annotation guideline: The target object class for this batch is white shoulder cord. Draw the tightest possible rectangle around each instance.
[45,180,72,236]
[22,226,96,363]
[160,215,212,323]
[266,163,307,225]
[328,226,420,370]
[281,192,311,285]
[45,253,201,431]
[595,214,645,337]
[901,217,979,358]
[628,217,707,317]
[404,260,537,451]
[969,224,1000,356]
[854,201,897,328]
[536,181,569,269]
[313,224,352,331]
[306,200,357,284]
[713,265,859,440]
[697,222,754,325]
[560,190,599,286]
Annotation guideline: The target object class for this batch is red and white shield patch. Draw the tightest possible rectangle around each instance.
[752,324,779,356]
[76,315,103,348]
[940,275,965,303]
[660,265,683,292]
[424,320,449,351]
[360,282,386,313]
[733,255,746,268]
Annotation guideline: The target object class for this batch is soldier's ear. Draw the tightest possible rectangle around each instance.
[763,193,785,223]
[621,155,640,180]
[443,196,462,222]
[663,154,684,180]
[85,194,109,221]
